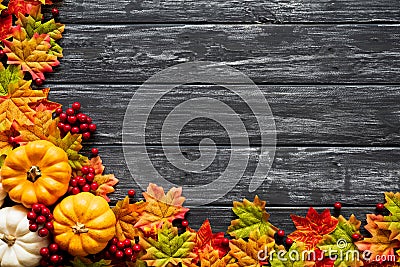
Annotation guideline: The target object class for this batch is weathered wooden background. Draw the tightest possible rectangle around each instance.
[46,0,400,232]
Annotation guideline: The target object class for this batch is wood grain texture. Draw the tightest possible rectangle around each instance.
[50,0,400,23]
[50,24,400,84]
[86,145,398,207]
[49,84,400,146]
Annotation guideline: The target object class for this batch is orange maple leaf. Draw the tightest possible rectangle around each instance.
[3,26,59,80]
[90,156,119,202]
[355,214,400,264]
[0,79,56,130]
[287,207,338,250]
[7,0,41,16]
[194,220,229,259]
[134,183,189,232]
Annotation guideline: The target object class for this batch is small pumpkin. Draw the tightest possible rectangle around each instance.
[0,205,50,267]
[53,192,116,256]
[0,183,6,207]
[0,140,71,207]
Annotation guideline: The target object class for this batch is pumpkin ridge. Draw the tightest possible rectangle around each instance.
[25,141,50,166]
[40,145,68,167]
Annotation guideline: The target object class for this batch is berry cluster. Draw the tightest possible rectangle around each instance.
[105,237,142,262]
[68,165,99,195]
[55,102,97,139]
[39,243,64,267]
[27,204,54,237]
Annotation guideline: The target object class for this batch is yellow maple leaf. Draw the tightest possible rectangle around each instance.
[199,245,227,267]
[3,25,59,80]
[112,196,147,241]
[0,122,14,158]
[0,79,54,130]
[134,183,189,232]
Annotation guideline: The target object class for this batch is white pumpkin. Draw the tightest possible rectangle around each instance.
[0,183,6,207]
[0,205,49,267]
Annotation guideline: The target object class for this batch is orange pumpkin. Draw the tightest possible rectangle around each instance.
[53,192,116,256]
[0,140,71,207]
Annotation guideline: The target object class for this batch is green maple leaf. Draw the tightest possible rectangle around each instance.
[140,222,197,267]
[317,215,363,267]
[375,192,400,241]
[227,196,278,239]
[270,242,314,267]
[56,132,89,170]
[0,64,23,96]
[68,257,113,267]
[16,5,64,57]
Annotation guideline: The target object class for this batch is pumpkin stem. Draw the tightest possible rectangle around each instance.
[0,233,16,246]
[72,222,89,234]
[27,166,42,182]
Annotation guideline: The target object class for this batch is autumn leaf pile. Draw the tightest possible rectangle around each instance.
[2,0,400,266]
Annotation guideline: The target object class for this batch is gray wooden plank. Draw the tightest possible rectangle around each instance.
[49,84,400,146]
[50,24,400,84]
[49,0,400,23]
[84,145,400,206]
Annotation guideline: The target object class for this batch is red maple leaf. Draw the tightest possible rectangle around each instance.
[288,207,338,250]
[193,219,229,259]
[0,15,12,40]
[7,0,41,16]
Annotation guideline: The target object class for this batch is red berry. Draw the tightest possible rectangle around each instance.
[67,116,77,124]
[39,259,49,266]
[109,245,117,254]
[285,238,294,246]
[0,50,5,59]
[86,117,92,124]
[38,227,49,237]
[111,237,118,245]
[72,102,81,111]
[57,122,65,129]
[70,178,78,187]
[79,123,89,132]
[41,207,51,216]
[115,250,124,259]
[58,255,64,264]
[376,203,385,211]
[49,243,59,253]
[352,233,361,240]
[104,251,111,258]
[35,78,44,86]
[63,124,71,133]
[125,247,133,257]
[123,239,132,247]
[91,148,99,156]
[55,108,63,115]
[334,202,342,210]
[77,176,86,186]
[40,247,50,258]
[81,166,90,175]
[36,215,46,224]
[46,213,54,221]
[71,187,80,195]
[77,113,87,122]
[29,220,36,225]
[29,224,38,232]
[45,221,54,231]
[59,113,67,122]
[86,173,95,182]
[89,124,97,132]
[277,230,285,238]
[50,255,59,264]
[51,7,59,17]
[71,126,80,134]
[133,244,141,252]
[83,132,91,140]
[32,204,42,213]
[117,241,125,249]
[181,220,189,227]
[66,108,75,116]
[82,184,91,192]
[128,189,135,197]
[90,182,99,191]
[7,136,15,144]
[222,237,229,246]
[27,212,37,220]
[88,167,95,174]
